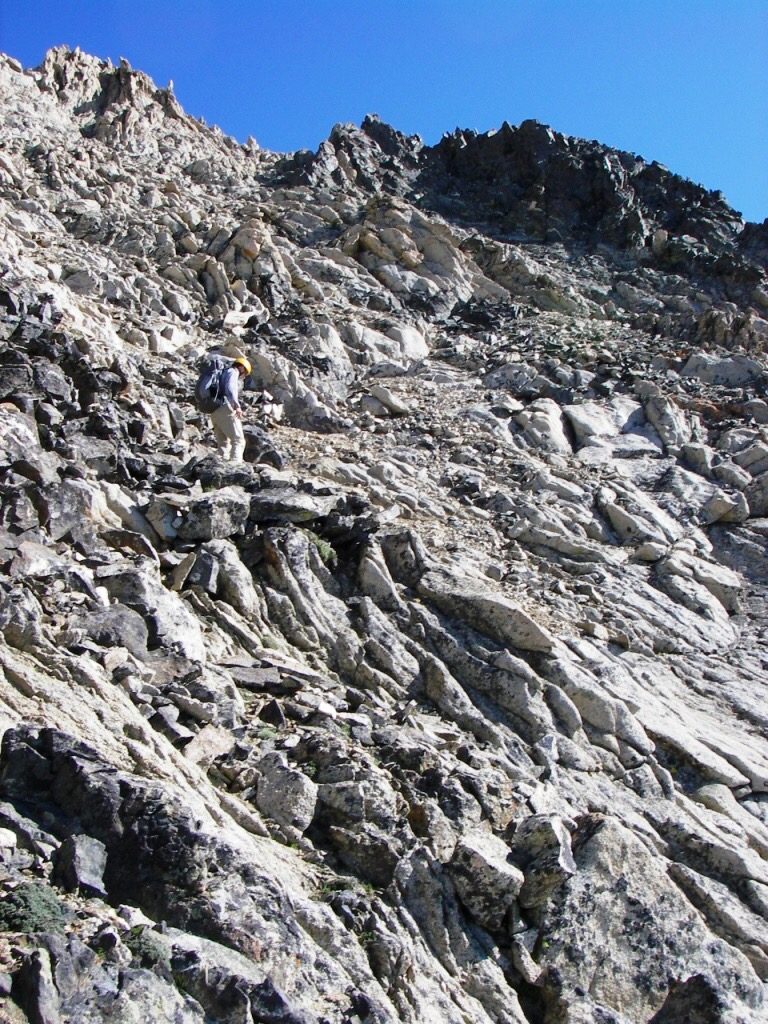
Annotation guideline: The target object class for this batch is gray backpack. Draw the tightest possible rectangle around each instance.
[195,355,230,413]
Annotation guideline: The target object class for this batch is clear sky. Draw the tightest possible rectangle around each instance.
[1,0,766,222]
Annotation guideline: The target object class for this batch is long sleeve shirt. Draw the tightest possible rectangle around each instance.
[220,366,241,412]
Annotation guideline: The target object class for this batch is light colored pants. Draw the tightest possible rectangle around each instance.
[211,405,245,462]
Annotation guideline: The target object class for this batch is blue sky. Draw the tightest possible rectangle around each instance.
[1,1,766,222]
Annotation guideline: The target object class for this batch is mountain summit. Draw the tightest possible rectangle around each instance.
[0,47,767,1024]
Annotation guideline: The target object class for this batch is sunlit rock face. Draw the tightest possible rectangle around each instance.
[0,45,767,1024]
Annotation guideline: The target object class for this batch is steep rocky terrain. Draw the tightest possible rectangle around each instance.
[1,45,767,1024]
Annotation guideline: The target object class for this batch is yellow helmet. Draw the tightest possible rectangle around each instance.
[233,356,252,376]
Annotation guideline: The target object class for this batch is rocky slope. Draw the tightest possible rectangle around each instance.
[0,45,767,1024]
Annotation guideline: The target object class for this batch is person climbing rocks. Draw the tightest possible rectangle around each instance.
[212,355,251,462]
[195,354,252,462]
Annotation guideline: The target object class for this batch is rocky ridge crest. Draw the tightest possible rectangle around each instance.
[0,46,767,1024]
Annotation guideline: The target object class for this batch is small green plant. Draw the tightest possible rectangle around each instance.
[123,926,170,969]
[0,882,67,934]
[317,878,348,900]
[302,529,337,568]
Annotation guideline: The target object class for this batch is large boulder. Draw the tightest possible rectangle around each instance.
[418,567,554,651]
[536,817,765,1022]
[448,829,524,932]
[681,353,764,387]
[177,487,251,541]
[745,471,768,517]
[44,479,122,541]
[96,561,206,661]
[513,398,572,454]
[563,396,645,446]
[255,752,318,834]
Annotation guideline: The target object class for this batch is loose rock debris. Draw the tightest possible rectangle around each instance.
[0,44,766,1024]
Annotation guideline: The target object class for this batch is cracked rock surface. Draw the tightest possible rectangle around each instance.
[0,45,767,1024]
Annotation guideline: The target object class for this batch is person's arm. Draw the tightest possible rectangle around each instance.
[221,368,242,414]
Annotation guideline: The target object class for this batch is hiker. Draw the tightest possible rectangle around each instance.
[195,354,252,462]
